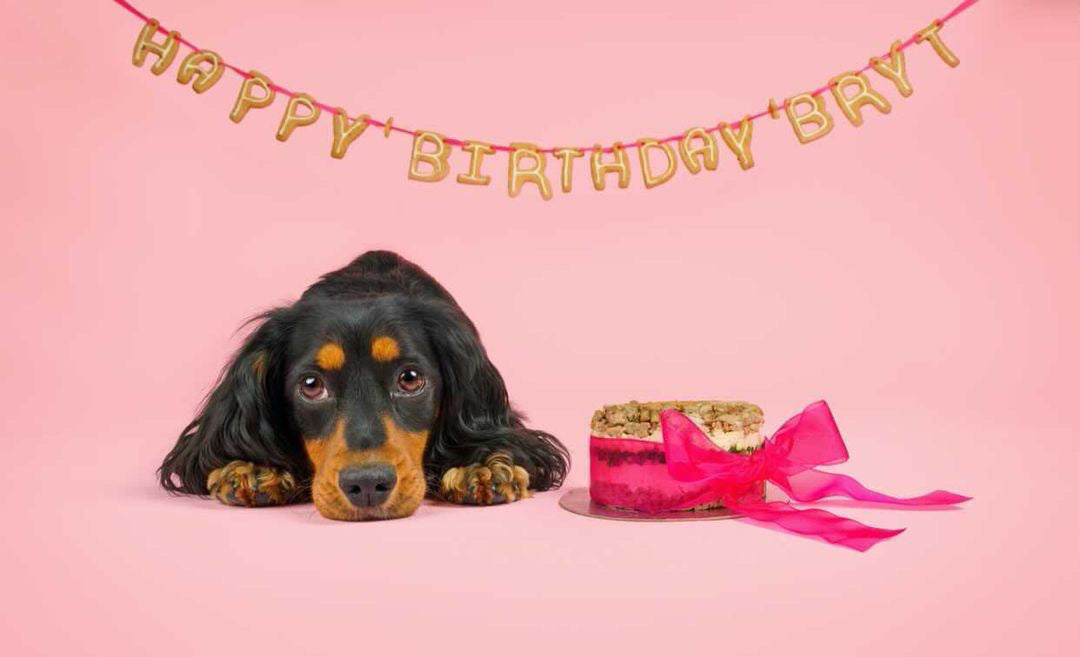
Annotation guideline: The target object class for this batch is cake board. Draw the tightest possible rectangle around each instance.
[558,487,744,522]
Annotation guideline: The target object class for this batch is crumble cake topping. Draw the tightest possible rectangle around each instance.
[590,400,765,452]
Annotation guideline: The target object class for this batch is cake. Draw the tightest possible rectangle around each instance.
[589,400,766,513]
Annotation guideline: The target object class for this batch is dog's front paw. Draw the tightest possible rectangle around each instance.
[207,461,297,507]
[439,451,531,505]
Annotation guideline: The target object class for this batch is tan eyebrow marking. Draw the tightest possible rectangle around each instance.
[315,342,346,370]
[370,336,400,362]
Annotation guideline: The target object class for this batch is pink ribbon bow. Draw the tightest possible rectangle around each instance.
[659,401,971,551]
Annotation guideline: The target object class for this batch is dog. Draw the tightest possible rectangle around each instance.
[159,250,569,520]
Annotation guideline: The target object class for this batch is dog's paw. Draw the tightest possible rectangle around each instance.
[439,451,531,505]
[207,461,297,507]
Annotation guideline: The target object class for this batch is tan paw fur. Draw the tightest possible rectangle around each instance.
[207,461,297,507]
[439,451,531,505]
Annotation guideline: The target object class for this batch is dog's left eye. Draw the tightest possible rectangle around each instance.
[396,368,425,394]
[298,375,328,401]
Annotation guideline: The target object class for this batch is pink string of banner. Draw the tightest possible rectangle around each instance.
[112,0,980,155]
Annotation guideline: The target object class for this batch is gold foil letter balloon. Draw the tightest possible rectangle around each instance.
[456,141,496,186]
[176,51,224,94]
[229,71,276,123]
[508,143,553,200]
[131,19,179,75]
[718,118,755,171]
[636,139,677,189]
[869,41,913,97]
[552,147,584,193]
[678,127,719,174]
[915,20,960,68]
[828,72,892,127]
[276,93,321,142]
[589,143,631,191]
[330,109,370,159]
[784,93,834,144]
[407,131,451,182]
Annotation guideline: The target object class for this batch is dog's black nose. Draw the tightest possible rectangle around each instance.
[338,465,397,507]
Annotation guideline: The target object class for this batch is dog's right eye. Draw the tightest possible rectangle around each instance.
[298,375,328,401]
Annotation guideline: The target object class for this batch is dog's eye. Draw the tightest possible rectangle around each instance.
[397,368,425,394]
[298,375,328,401]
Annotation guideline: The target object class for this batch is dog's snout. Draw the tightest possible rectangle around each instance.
[338,464,396,507]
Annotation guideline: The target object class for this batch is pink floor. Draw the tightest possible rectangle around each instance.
[3,1,1078,655]
[5,414,1077,656]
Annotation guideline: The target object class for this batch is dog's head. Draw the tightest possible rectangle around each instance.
[160,293,565,520]
[280,296,445,520]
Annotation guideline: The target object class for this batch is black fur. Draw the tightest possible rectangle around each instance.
[159,250,569,500]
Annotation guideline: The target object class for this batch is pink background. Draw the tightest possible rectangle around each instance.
[2,0,1077,655]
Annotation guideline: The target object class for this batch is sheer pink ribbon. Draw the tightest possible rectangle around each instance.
[659,401,970,551]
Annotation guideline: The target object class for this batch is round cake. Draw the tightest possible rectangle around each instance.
[589,400,766,513]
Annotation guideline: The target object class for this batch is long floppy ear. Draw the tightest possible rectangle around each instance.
[159,308,310,495]
[419,301,570,492]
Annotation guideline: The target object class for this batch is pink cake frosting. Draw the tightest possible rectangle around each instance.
[588,400,766,513]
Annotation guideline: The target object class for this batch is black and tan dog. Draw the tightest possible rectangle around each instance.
[159,250,568,520]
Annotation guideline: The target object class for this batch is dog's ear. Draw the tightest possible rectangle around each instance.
[159,308,309,495]
[419,301,569,492]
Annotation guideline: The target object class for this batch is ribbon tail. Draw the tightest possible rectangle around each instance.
[774,468,972,506]
[731,500,905,552]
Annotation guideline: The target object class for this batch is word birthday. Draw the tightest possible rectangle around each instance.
[118,0,977,201]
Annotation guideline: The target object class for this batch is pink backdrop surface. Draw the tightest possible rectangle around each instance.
[2,1,1077,655]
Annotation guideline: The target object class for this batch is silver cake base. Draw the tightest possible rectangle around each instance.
[558,487,743,522]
